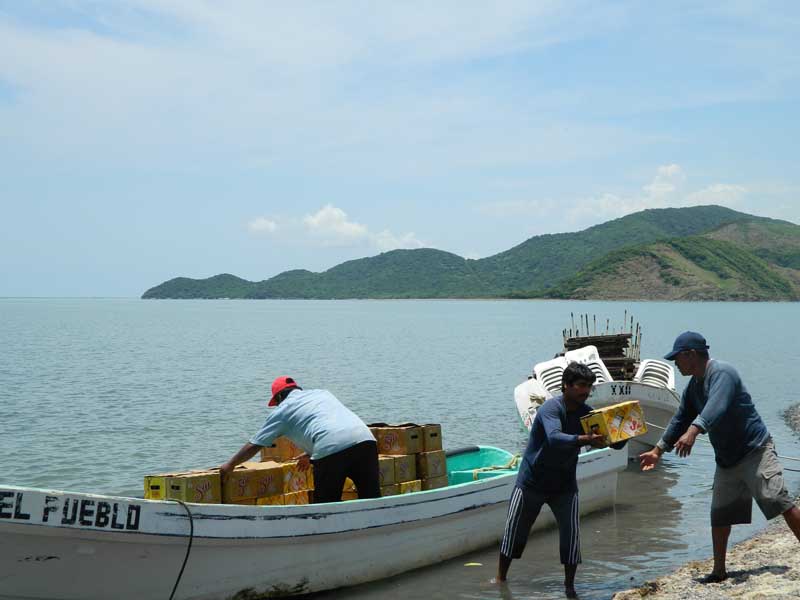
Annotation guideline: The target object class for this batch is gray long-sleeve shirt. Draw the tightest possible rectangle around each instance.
[657,359,769,468]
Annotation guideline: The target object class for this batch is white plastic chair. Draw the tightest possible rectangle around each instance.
[634,359,675,390]
[533,356,569,395]
[563,345,614,384]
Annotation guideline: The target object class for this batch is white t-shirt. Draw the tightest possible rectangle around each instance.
[250,388,375,460]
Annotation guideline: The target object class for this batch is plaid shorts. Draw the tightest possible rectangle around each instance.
[711,438,796,527]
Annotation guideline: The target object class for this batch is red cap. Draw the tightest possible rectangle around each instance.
[268,376,298,406]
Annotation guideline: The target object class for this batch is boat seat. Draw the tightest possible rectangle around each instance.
[533,356,569,395]
[563,345,614,384]
[634,359,675,390]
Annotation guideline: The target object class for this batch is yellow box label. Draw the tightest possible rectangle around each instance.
[580,400,647,444]
[256,495,285,506]
[398,479,422,494]
[283,490,310,505]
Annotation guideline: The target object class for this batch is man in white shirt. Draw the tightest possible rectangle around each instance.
[220,376,380,503]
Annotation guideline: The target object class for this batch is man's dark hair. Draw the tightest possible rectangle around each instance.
[561,361,596,391]
[274,385,302,405]
[695,350,710,360]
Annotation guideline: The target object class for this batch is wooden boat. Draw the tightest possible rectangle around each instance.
[514,314,680,457]
[0,445,625,600]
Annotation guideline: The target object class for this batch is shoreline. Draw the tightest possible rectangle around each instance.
[611,404,800,599]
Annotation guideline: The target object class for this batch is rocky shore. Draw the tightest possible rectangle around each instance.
[612,404,800,600]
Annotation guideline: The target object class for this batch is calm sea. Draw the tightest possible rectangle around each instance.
[2,298,799,599]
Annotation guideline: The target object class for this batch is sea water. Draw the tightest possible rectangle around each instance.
[2,298,799,599]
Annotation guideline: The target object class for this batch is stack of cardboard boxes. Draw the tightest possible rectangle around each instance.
[144,436,314,505]
[342,423,447,500]
[143,459,314,505]
[144,423,447,504]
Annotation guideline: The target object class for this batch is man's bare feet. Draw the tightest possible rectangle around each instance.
[565,585,578,598]
[490,576,507,584]
[698,571,727,584]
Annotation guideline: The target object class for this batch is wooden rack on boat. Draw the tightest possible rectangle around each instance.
[561,311,642,380]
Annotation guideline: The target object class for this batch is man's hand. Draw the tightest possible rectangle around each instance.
[674,425,702,458]
[219,462,235,480]
[639,449,661,471]
[294,453,311,472]
[579,433,607,448]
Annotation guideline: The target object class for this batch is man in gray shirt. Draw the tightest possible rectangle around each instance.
[639,332,800,582]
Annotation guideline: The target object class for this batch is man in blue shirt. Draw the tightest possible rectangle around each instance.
[496,362,622,598]
[639,332,800,582]
[220,376,381,503]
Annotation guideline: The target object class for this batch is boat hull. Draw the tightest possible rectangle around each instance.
[0,448,623,599]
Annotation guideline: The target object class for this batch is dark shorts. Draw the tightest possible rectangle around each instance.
[711,438,796,526]
[312,440,381,503]
[500,486,581,565]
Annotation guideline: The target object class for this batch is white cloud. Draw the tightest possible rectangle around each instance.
[685,184,747,207]
[565,164,747,225]
[303,205,368,242]
[477,164,752,230]
[247,216,277,234]
[642,164,686,199]
[372,230,425,251]
[248,204,425,251]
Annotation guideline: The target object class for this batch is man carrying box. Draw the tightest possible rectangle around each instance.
[494,362,627,598]
[639,332,800,583]
[220,376,381,503]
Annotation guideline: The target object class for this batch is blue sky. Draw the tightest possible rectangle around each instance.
[1,1,799,296]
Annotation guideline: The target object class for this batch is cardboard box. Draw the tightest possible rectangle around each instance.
[284,490,310,505]
[341,491,359,501]
[421,475,449,491]
[259,436,305,462]
[580,400,647,444]
[222,462,285,503]
[392,454,417,483]
[283,461,314,492]
[145,471,222,504]
[378,456,395,486]
[421,424,443,452]
[398,479,422,494]
[369,423,423,455]
[230,498,257,505]
[342,477,357,493]
[250,462,287,498]
[168,471,222,504]
[256,495,285,506]
[380,483,400,497]
[415,450,446,480]
[144,475,169,500]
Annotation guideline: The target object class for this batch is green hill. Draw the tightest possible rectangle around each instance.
[472,205,774,292]
[142,205,800,301]
[540,228,800,301]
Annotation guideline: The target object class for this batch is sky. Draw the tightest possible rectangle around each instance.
[1,1,799,296]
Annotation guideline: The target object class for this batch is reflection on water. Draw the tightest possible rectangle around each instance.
[3,299,800,599]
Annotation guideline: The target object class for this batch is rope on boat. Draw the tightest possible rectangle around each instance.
[470,455,522,480]
[645,421,800,471]
[168,499,195,600]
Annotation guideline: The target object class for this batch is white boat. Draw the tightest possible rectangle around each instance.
[0,445,625,600]
[514,343,680,457]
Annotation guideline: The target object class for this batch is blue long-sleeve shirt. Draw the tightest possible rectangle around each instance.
[515,395,591,493]
[657,360,769,468]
